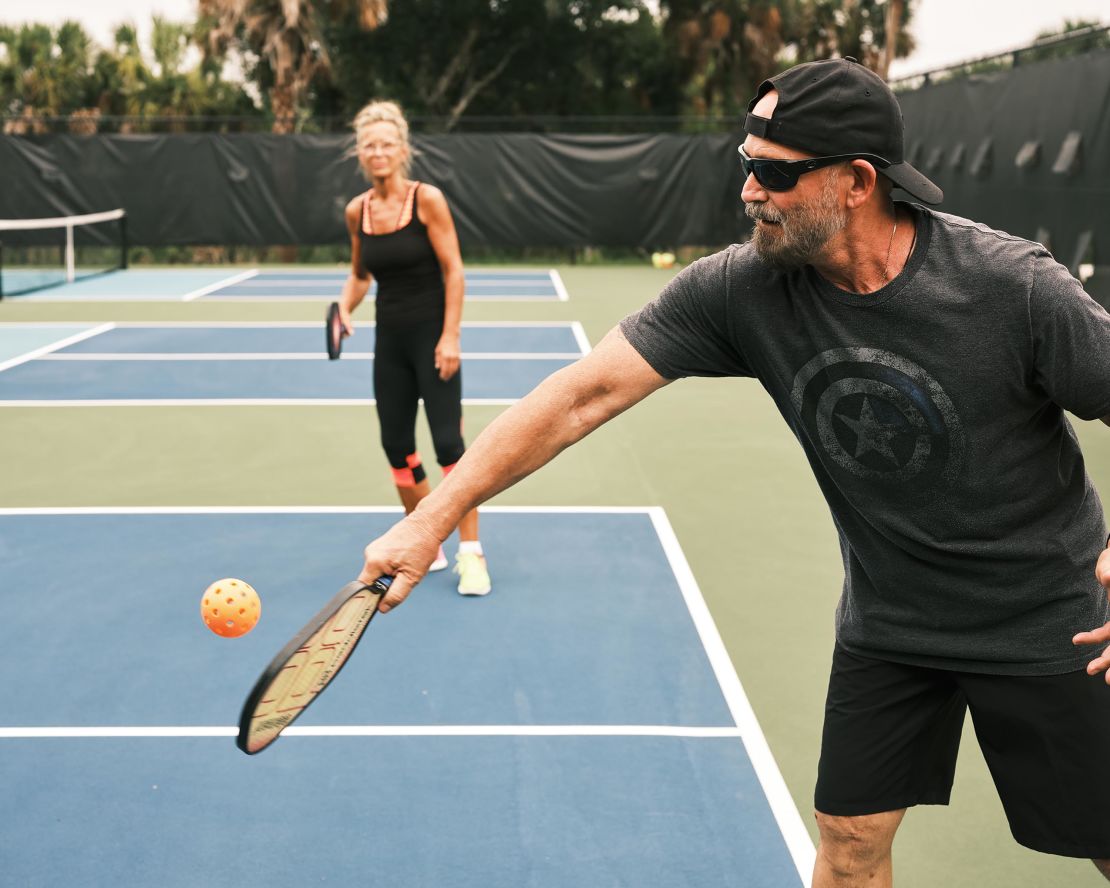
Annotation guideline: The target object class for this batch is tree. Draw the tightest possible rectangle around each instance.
[879,0,904,79]
[197,0,388,132]
[0,22,97,122]
[657,1,790,118]
[318,0,674,128]
[0,18,257,132]
[783,0,916,75]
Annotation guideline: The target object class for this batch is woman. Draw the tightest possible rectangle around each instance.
[337,100,490,596]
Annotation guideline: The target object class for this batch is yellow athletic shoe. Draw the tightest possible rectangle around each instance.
[454,551,491,596]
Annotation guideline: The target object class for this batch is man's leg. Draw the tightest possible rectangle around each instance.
[813,809,905,888]
[1093,859,1110,881]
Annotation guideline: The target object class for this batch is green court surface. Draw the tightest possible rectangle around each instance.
[2,264,1109,888]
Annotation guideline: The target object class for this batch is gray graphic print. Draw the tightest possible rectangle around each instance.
[791,348,965,487]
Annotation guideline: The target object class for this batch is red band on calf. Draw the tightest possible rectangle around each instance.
[391,467,417,487]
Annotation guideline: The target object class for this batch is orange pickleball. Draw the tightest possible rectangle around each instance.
[201,578,261,638]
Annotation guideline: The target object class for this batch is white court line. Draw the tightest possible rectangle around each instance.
[0,398,518,407]
[570,321,592,355]
[648,508,816,885]
[198,296,563,302]
[181,269,258,302]
[549,269,570,301]
[0,323,115,374]
[101,321,581,328]
[193,293,563,302]
[0,505,660,515]
[468,295,562,301]
[0,725,743,740]
[229,278,552,288]
[39,352,583,361]
[35,320,582,329]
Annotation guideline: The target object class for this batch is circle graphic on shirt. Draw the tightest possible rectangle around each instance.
[790,348,965,486]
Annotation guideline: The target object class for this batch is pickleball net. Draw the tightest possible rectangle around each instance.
[0,208,127,298]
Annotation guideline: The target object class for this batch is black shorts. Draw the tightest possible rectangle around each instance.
[815,643,1110,859]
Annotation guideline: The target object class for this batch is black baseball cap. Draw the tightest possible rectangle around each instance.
[744,57,942,205]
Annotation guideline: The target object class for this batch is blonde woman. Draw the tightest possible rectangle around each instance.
[338,100,490,596]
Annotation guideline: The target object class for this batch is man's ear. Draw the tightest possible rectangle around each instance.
[845,159,880,210]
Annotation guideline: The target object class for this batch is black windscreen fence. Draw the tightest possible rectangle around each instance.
[895,48,1110,275]
[0,48,1105,264]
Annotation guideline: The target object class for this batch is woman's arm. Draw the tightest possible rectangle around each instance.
[418,184,464,381]
[339,195,372,334]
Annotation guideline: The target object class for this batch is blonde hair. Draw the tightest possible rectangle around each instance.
[351,100,413,177]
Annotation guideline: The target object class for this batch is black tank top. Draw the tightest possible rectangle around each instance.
[359,183,445,327]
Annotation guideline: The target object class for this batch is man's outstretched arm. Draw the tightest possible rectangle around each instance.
[359,325,671,611]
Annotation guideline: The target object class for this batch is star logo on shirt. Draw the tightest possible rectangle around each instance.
[835,397,902,465]
[790,347,965,487]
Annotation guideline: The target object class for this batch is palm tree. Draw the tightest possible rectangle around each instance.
[879,0,904,79]
[198,0,388,133]
[786,0,915,80]
[661,1,788,119]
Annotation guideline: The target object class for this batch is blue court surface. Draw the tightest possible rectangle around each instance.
[0,322,589,404]
[0,507,812,887]
[8,267,569,302]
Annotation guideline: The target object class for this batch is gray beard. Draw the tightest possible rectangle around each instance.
[745,179,848,270]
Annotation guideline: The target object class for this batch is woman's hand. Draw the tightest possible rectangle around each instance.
[435,333,461,381]
[339,305,355,337]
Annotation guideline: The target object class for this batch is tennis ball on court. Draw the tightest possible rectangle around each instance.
[658,252,676,269]
[651,251,663,268]
[201,578,261,638]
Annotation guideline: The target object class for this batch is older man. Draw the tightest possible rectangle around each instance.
[359,58,1110,885]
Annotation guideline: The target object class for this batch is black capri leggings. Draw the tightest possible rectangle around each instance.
[373,320,466,485]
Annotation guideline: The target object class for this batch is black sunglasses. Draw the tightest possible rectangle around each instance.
[738,145,889,191]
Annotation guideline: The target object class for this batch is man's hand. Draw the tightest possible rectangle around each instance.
[358,513,443,613]
[1072,544,1110,681]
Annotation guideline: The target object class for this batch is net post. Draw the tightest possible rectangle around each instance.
[65,223,75,283]
[0,239,5,300]
[120,212,129,270]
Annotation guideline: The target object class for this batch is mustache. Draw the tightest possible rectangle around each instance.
[745,201,784,224]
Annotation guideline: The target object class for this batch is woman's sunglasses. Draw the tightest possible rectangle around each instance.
[738,145,889,191]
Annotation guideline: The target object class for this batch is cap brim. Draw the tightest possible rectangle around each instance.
[883,161,943,205]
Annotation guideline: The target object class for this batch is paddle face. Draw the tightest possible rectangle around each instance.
[236,577,392,755]
[326,301,343,360]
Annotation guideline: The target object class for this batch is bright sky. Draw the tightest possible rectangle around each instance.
[7,0,1109,80]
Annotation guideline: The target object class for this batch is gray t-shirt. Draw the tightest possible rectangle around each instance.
[621,204,1110,674]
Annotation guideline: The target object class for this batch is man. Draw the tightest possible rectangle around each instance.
[359,58,1110,886]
